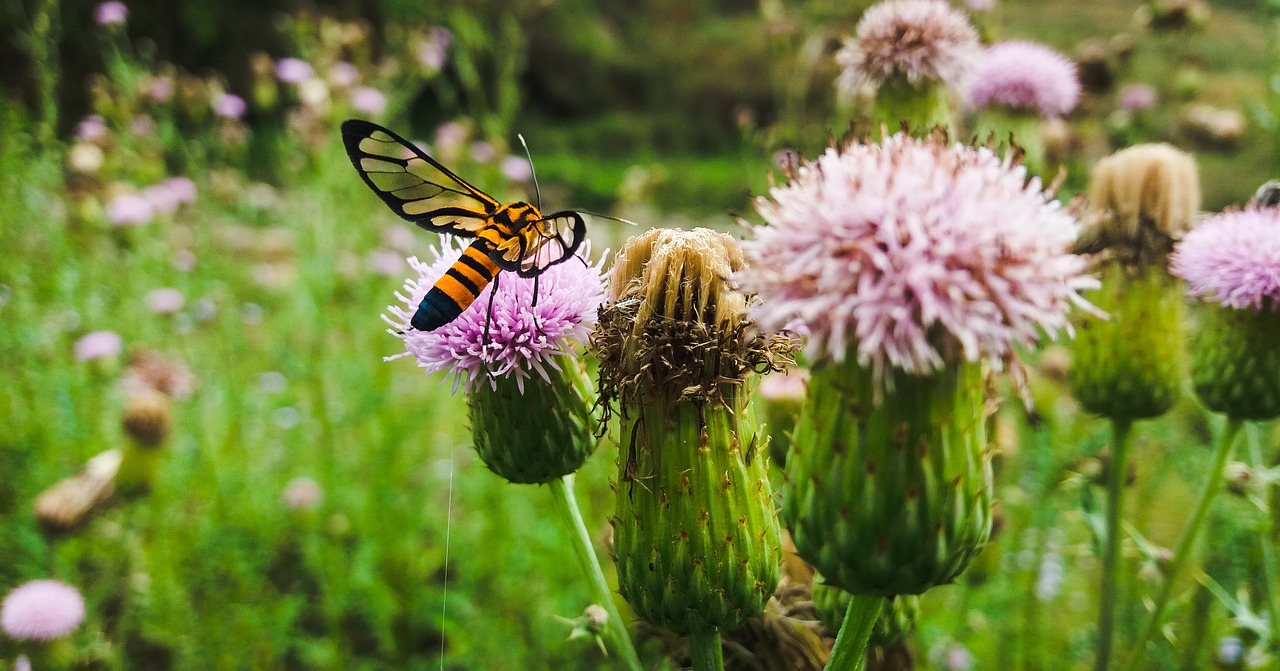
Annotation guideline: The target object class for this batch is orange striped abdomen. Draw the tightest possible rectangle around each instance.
[411,239,503,331]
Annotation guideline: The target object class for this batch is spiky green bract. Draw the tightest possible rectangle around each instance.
[1190,303,1280,421]
[785,355,992,597]
[1069,263,1185,420]
[811,578,920,647]
[871,76,953,133]
[595,228,792,639]
[467,356,597,484]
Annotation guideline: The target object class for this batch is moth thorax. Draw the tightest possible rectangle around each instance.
[497,202,540,228]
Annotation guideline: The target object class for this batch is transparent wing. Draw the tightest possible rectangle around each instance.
[493,211,588,277]
[341,119,497,236]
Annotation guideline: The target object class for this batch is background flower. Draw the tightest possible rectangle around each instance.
[1,579,85,641]
[835,0,980,94]
[963,40,1081,116]
[1171,207,1280,310]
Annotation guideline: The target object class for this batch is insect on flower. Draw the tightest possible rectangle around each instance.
[341,119,587,333]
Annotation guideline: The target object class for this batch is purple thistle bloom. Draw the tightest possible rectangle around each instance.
[384,238,606,394]
[1,579,85,641]
[835,0,980,93]
[1171,208,1280,311]
[738,133,1094,389]
[500,155,533,183]
[275,58,315,84]
[74,330,123,361]
[213,93,246,120]
[94,1,127,26]
[349,86,387,117]
[76,115,108,143]
[106,193,155,226]
[963,41,1081,117]
[329,62,359,87]
[1117,83,1158,113]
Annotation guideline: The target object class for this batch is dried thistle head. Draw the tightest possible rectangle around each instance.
[594,228,795,412]
[1080,143,1201,266]
[121,389,173,448]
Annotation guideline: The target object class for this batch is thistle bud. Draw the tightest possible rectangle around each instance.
[594,228,791,636]
[116,390,173,495]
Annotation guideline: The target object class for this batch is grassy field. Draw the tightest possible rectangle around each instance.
[2,0,1279,669]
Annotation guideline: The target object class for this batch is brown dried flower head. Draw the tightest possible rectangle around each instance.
[1080,143,1201,265]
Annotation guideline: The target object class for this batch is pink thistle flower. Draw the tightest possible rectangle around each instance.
[163,176,197,204]
[500,155,533,183]
[963,41,1081,117]
[281,477,322,511]
[143,75,174,103]
[76,115,108,143]
[275,58,314,84]
[349,86,387,116]
[146,287,185,314]
[434,121,467,153]
[384,239,606,393]
[142,182,180,214]
[835,0,980,94]
[0,579,85,641]
[94,1,127,26]
[1117,83,1158,113]
[106,193,154,226]
[737,133,1094,389]
[213,93,246,119]
[470,141,496,163]
[329,62,359,87]
[74,330,123,361]
[416,27,453,70]
[1171,208,1280,311]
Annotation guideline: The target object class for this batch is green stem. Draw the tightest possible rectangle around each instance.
[1122,417,1243,671]
[825,594,883,671]
[1245,423,1280,651]
[548,474,644,671]
[688,630,725,671]
[1096,418,1134,671]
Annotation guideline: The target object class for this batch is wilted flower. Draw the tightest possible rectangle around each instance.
[500,155,533,182]
[281,477,322,511]
[384,238,606,393]
[275,57,315,84]
[120,349,196,399]
[0,579,85,641]
[963,41,1081,117]
[1117,83,1157,113]
[349,86,387,116]
[738,132,1093,390]
[94,1,127,26]
[106,192,154,226]
[74,330,122,362]
[835,0,980,94]
[146,287,184,314]
[213,93,246,119]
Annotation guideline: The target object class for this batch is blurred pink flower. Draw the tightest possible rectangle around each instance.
[738,133,1094,387]
[329,62,359,87]
[1171,208,1280,311]
[164,176,197,204]
[385,239,606,393]
[368,249,405,276]
[281,477,322,511]
[74,330,123,361]
[0,580,85,641]
[106,193,154,226]
[963,41,1081,117]
[143,75,174,103]
[213,93,246,119]
[15,655,31,671]
[434,121,467,152]
[416,27,453,70]
[835,0,980,93]
[173,249,197,272]
[143,183,180,214]
[76,115,108,143]
[758,368,809,401]
[146,287,185,314]
[965,0,995,11]
[349,86,387,116]
[275,58,315,84]
[94,1,127,26]
[500,155,533,182]
[129,115,155,137]
[1117,83,1158,113]
[470,141,496,163]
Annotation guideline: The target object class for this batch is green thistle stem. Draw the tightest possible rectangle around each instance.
[1122,417,1243,671]
[548,474,643,671]
[688,630,725,671]
[1095,417,1133,671]
[825,595,883,671]
[1245,423,1280,651]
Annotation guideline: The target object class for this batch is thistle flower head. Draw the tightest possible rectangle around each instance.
[1080,143,1200,266]
[963,41,1081,117]
[1,579,85,641]
[1117,83,1158,113]
[835,0,980,94]
[738,132,1093,391]
[1171,208,1280,311]
[384,237,606,393]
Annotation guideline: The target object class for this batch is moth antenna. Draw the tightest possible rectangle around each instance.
[517,133,542,212]
[579,210,640,226]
